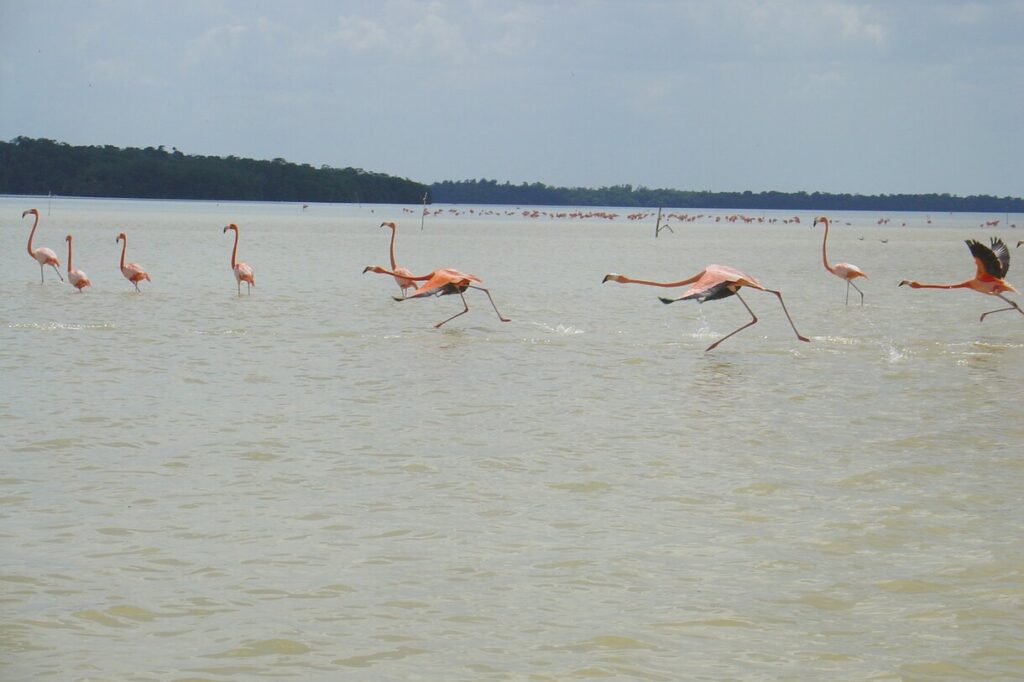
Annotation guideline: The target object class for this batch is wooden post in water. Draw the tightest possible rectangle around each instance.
[654,207,674,238]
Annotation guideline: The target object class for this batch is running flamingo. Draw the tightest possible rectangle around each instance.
[899,237,1023,321]
[379,221,416,297]
[64,235,91,292]
[813,216,867,304]
[363,265,511,328]
[602,265,810,351]
[116,232,150,292]
[223,223,255,295]
[22,208,63,283]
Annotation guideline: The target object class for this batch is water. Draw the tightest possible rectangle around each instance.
[2,197,1022,680]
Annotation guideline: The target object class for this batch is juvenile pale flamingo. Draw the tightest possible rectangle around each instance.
[64,235,91,292]
[380,221,416,297]
[899,237,1023,321]
[223,223,255,295]
[602,265,810,351]
[813,215,867,304]
[23,208,63,283]
[116,232,150,292]
[363,265,511,328]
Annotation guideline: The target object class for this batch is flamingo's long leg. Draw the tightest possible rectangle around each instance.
[764,288,811,343]
[845,280,850,305]
[435,291,471,328]
[849,280,864,305]
[705,292,759,351]
[468,285,511,322]
[979,294,1024,322]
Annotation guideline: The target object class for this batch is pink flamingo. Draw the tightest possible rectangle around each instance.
[223,224,255,295]
[116,232,150,292]
[899,237,1022,321]
[363,265,511,328]
[64,235,91,292]
[813,216,867,304]
[602,265,810,351]
[22,208,63,283]
[380,221,416,297]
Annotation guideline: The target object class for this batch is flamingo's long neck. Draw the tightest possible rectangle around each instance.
[614,274,702,288]
[230,229,239,269]
[388,227,398,270]
[907,280,970,290]
[820,219,833,272]
[27,213,38,256]
[67,238,73,272]
[367,266,428,280]
[119,237,127,270]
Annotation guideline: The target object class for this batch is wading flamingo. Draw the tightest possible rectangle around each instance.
[813,215,867,304]
[899,237,1023,321]
[64,235,91,292]
[602,265,810,351]
[363,265,511,328]
[380,221,416,297]
[223,223,255,295]
[23,208,63,283]
[116,232,150,292]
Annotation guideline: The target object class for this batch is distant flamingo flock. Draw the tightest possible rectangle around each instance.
[18,207,1023,349]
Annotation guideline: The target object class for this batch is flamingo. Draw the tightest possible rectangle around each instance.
[223,223,255,295]
[602,265,810,351]
[116,232,150,292]
[379,221,416,297]
[64,235,91,292]
[22,208,63,283]
[899,237,1023,321]
[813,216,867,304]
[363,265,511,328]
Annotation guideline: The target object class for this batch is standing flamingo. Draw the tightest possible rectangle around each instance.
[116,232,150,292]
[602,265,810,351]
[64,235,91,292]
[899,237,1023,321]
[813,216,867,304]
[223,223,255,295]
[22,208,63,283]
[379,221,416,297]
[363,265,511,328]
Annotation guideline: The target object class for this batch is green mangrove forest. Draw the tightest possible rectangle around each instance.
[2,137,1020,212]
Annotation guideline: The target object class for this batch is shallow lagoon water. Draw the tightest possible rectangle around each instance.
[1,197,1022,680]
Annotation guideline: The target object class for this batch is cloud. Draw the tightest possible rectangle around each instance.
[180,23,249,70]
[331,3,466,61]
[824,3,887,45]
[332,15,390,52]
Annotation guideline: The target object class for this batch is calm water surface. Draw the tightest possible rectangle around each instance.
[2,197,1022,680]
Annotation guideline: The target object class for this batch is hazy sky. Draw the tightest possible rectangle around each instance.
[1,1,1022,196]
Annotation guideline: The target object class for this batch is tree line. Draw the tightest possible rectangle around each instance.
[2,137,1020,212]
[429,179,1023,213]
[0,137,426,204]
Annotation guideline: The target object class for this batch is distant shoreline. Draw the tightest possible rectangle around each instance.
[3,137,1021,213]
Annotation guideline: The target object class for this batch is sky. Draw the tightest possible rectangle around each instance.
[1,0,1022,197]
